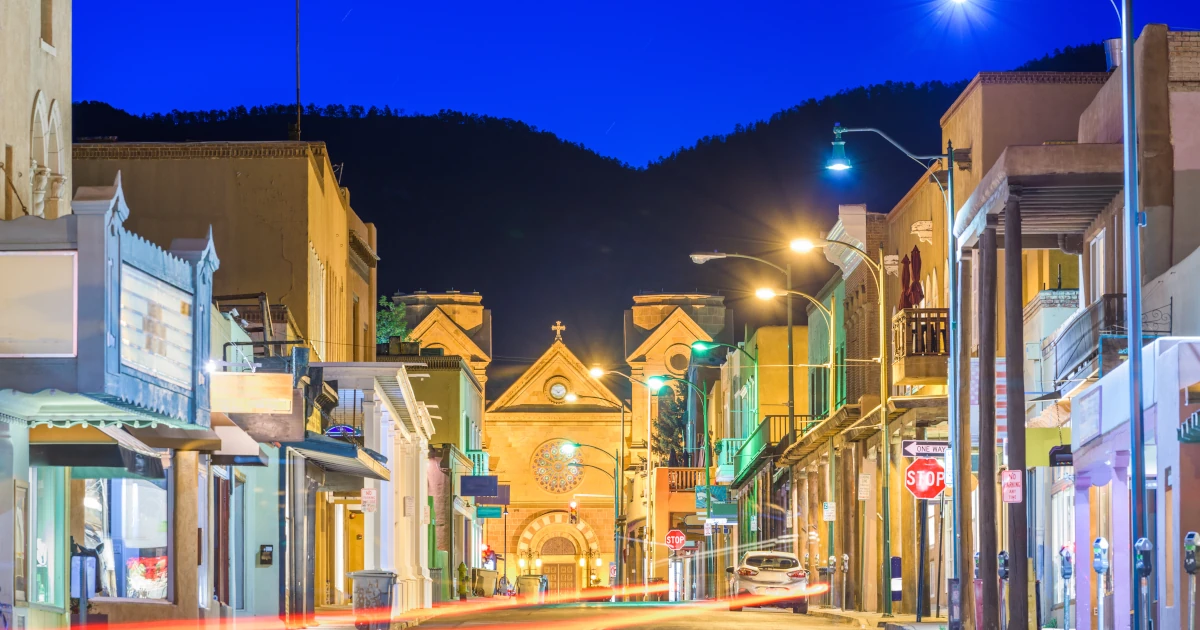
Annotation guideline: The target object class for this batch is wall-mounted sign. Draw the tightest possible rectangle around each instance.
[822,501,837,521]
[1075,384,1102,446]
[404,496,416,517]
[120,264,193,388]
[324,424,361,438]
[857,473,872,501]
[0,251,77,357]
[460,475,499,497]
[210,372,294,414]
[476,484,511,505]
[476,506,503,519]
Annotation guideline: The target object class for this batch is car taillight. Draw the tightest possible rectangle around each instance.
[787,569,807,579]
[737,568,759,577]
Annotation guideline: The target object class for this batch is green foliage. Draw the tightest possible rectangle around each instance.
[376,295,408,344]
[652,384,687,465]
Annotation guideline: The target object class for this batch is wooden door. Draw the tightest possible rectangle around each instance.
[346,509,365,596]
[214,477,232,605]
[544,563,575,595]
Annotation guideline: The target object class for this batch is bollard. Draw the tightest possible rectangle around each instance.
[1093,538,1110,630]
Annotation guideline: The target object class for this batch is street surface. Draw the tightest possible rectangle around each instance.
[416,602,846,629]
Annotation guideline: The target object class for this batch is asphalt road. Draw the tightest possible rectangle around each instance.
[417,602,847,629]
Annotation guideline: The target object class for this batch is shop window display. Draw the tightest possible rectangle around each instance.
[29,468,65,607]
[82,477,170,600]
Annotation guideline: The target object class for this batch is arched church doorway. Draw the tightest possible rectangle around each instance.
[538,536,577,596]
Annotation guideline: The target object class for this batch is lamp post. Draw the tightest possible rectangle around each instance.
[753,288,837,420]
[826,122,963,615]
[646,374,715,600]
[690,340,758,437]
[561,438,622,595]
[690,252,795,441]
[790,236,891,615]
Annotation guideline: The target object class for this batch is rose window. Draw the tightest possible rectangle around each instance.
[531,439,584,494]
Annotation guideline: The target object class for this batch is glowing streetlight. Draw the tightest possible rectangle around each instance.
[518,558,527,569]
[535,558,543,569]
[755,287,780,300]
[561,443,578,457]
[826,125,852,171]
[588,366,605,378]
[646,376,666,392]
[689,252,727,264]
[595,557,603,567]
[579,557,587,568]
[565,392,579,403]
[789,238,816,254]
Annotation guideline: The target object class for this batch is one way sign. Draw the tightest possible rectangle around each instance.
[902,440,951,458]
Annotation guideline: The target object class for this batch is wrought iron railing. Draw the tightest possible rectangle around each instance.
[466,449,489,476]
[1043,294,1172,388]
[666,467,704,492]
[892,308,950,360]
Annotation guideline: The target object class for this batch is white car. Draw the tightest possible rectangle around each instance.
[726,551,809,613]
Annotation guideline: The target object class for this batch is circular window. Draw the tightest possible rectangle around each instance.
[531,439,584,494]
[666,351,691,375]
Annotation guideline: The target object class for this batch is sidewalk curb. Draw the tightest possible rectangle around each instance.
[808,610,871,629]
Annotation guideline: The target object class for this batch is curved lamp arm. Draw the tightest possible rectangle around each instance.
[835,126,947,162]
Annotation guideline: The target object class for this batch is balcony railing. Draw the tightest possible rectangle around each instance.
[893,308,949,359]
[466,449,489,476]
[715,437,745,483]
[666,467,704,492]
[1043,294,1172,390]
[732,415,821,485]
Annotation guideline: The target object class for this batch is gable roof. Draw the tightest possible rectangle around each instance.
[409,306,491,364]
[487,340,624,413]
[625,306,713,363]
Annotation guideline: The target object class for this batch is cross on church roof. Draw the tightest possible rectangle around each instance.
[552,321,566,341]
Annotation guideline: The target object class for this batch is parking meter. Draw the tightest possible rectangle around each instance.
[1060,546,1074,630]
[1186,532,1199,630]
[1094,538,1109,630]
[1135,538,1154,578]
[997,551,1010,629]
[998,551,1010,580]
[840,554,850,610]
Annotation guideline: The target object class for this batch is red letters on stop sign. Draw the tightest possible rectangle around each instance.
[904,457,946,500]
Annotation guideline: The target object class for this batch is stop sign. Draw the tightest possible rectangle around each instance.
[905,457,947,500]
[665,529,686,551]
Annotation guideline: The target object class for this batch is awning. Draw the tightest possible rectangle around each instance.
[281,433,390,486]
[0,390,198,430]
[127,425,222,451]
[29,425,167,480]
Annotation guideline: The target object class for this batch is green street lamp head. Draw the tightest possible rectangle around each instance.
[647,376,666,392]
[560,442,579,456]
[691,341,715,353]
[826,124,852,171]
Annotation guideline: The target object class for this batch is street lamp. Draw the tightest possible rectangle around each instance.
[562,436,622,593]
[790,235,893,615]
[690,340,759,432]
[752,288,837,421]
[825,121,963,615]
[689,251,796,440]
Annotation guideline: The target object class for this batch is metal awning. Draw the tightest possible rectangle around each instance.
[211,413,269,467]
[281,433,390,482]
[29,425,167,479]
[127,425,222,451]
[954,143,1123,249]
[0,389,199,430]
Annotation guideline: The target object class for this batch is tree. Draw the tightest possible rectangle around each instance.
[652,384,687,465]
[376,295,408,344]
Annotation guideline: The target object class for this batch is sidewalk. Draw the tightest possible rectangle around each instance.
[808,607,949,630]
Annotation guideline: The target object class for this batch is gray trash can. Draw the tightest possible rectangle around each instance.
[516,575,546,603]
[473,569,499,597]
[348,570,396,630]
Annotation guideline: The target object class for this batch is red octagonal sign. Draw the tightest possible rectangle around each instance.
[905,457,947,500]
[665,529,686,551]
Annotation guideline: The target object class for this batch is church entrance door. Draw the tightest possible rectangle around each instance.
[543,563,576,595]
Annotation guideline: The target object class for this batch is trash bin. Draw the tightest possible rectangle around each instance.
[348,570,396,630]
[516,575,546,603]
[473,569,499,597]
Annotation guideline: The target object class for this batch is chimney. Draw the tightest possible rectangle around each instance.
[1104,38,1122,71]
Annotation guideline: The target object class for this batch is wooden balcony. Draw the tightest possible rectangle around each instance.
[666,467,704,492]
[892,308,949,386]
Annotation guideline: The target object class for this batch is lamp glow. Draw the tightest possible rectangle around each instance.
[481,543,490,552]
[595,557,603,567]
[755,288,780,300]
[647,376,666,392]
[205,360,217,373]
[565,393,579,403]
[589,366,605,378]
[691,341,714,352]
[579,558,587,567]
[535,558,543,568]
[790,238,816,254]
[826,123,852,171]
[561,443,578,457]
[518,558,527,568]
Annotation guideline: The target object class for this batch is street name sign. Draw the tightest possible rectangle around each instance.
[904,457,947,500]
[476,505,503,519]
[665,529,686,551]
[1001,470,1024,503]
[902,440,951,458]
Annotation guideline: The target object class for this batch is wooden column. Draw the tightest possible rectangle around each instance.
[1003,189,1030,629]
[978,223,1000,630]
[958,250,977,630]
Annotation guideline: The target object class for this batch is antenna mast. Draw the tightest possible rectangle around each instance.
[289,0,301,140]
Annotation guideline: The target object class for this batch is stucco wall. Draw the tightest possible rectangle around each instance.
[0,0,72,220]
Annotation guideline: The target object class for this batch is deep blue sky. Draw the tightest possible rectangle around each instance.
[76,0,1198,166]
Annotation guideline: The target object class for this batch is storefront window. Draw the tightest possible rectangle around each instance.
[29,468,65,607]
[83,477,170,600]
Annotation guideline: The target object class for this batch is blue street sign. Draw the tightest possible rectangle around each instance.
[460,475,499,497]
[476,506,503,519]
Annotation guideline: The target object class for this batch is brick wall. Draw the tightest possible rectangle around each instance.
[1169,31,1200,91]
[843,214,887,405]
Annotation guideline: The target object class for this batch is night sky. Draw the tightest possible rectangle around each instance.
[76,0,1197,167]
